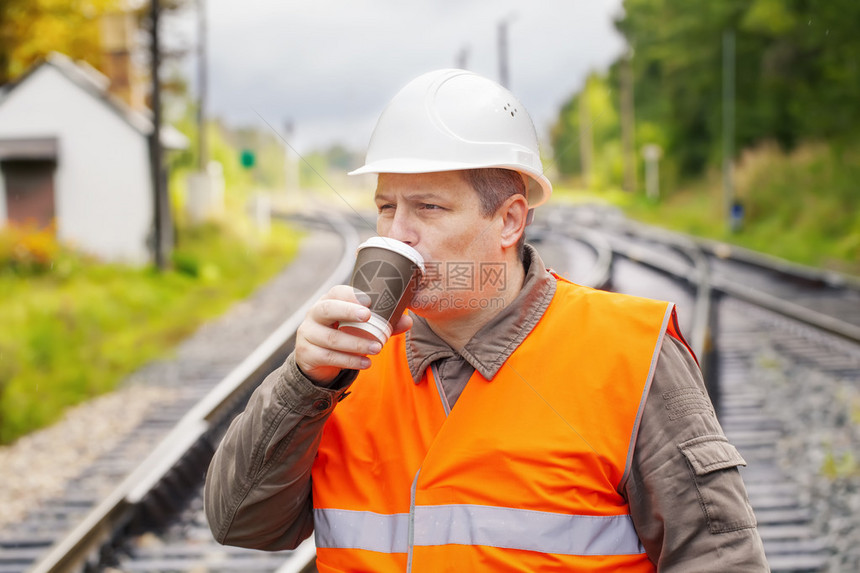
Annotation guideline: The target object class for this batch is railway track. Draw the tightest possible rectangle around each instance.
[2,204,857,572]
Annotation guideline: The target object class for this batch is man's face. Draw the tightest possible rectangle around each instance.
[375,171,508,321]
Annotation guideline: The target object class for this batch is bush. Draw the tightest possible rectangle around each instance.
[734,141,860,270]
[0,224,62,275]
[614,140,860,275]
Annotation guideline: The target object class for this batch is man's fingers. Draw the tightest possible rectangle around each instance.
[296,342,371,373]
[294,286,383,385]
[295,322,381,381]
[301,321,382,358]
[308,297,371,327]
[325,284,370,306]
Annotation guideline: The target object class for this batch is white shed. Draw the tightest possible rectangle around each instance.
[0,52,187,264]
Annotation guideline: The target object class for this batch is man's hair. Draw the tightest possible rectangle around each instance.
[461,168,527,258]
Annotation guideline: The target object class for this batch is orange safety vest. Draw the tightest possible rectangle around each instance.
[312,278,685,572]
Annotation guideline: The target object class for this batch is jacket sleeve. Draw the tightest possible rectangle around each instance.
[625,336,770,571]
[203,352,355,550]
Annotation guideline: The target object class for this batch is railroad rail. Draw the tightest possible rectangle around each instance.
[3,204,858,572]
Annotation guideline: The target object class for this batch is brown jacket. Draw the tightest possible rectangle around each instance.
[204,245,769,571]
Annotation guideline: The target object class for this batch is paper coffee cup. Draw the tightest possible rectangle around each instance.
[338,237,425,345]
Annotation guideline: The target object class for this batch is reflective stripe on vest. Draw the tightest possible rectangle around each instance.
[315,504,645,556]
[314,508,410,553]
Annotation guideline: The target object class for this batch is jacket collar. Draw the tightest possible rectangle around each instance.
[404,244,557,383]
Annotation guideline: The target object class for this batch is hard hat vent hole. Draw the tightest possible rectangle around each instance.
[503,103,518,117]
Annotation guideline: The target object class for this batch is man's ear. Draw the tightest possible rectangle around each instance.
[499,194,529,249]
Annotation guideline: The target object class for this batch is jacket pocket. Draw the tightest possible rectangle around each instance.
[679,435,757,534]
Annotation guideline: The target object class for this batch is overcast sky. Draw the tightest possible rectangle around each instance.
[172,0,627,154]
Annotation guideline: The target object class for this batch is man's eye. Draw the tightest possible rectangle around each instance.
[421,204,442,210]
[378,204,395,213]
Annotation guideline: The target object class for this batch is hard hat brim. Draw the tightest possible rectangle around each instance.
[348,159,552,208]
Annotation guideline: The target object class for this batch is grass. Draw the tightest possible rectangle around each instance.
[551,140,860,277]
[0,219,302,445]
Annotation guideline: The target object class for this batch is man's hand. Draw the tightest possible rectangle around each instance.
[295,285,413,385]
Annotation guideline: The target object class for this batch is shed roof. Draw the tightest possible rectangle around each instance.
[0,52,188,150]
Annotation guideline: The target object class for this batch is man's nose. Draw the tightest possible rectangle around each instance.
[385,208,418,246]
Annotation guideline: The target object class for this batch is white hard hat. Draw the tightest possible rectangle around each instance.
[349,69,552,208]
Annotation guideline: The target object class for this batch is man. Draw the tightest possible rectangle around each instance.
[204,69,768,571]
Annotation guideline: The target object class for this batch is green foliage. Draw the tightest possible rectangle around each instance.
[0,220,302,444]
[617,141,859,275]
[621,0,860,171]
[168,108,254,196]
[551,0,860,277]
[168,103,290,212]
[733,141,860,270]
[551,73,623,188]
[553,0,860,193]
[612,0,736,179]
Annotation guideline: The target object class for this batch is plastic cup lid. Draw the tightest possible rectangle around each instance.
[358,237,425,275]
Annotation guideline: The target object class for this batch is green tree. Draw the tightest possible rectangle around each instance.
[612,0,860,176]
[551,73,623,189]
[552,0,860,192]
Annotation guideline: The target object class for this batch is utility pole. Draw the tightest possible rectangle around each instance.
[497,15,516,88]
[643,144,662,200]
[722,29,736,231]
[283,119,300,195]
[149,0,167,270]
[579,77,594,189]
[185,0,216,227]
[620,51,636,192]
[196,0,207,170]
[456,45,469,70]
[498,20,508,88]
